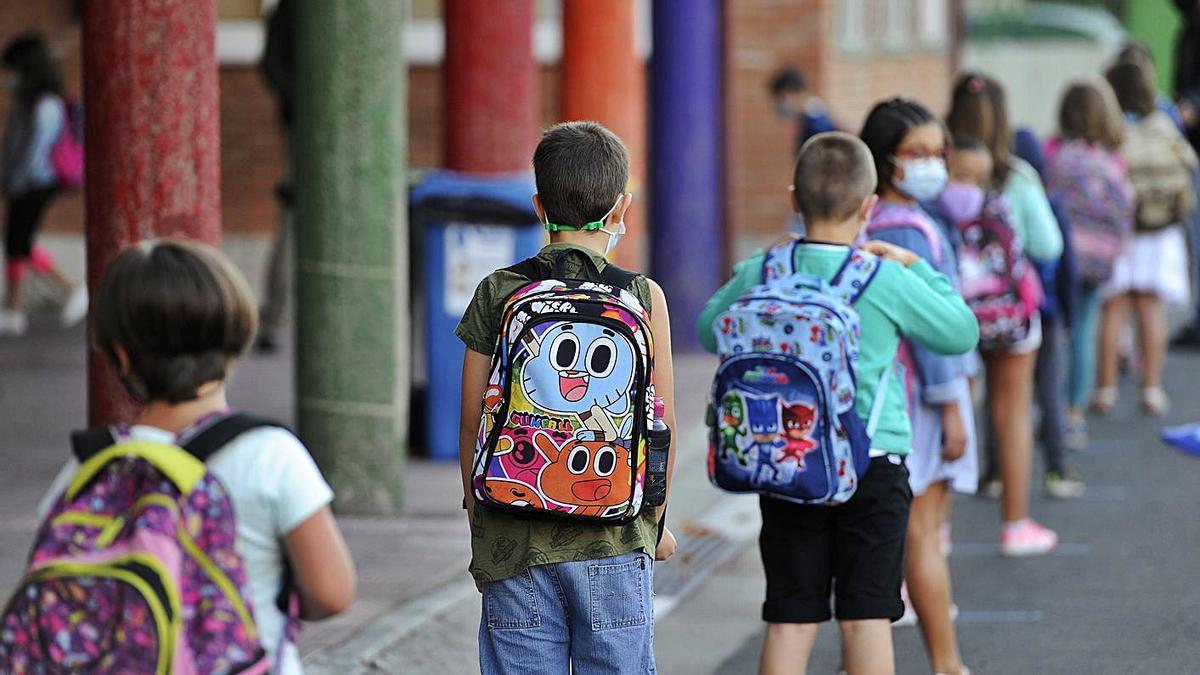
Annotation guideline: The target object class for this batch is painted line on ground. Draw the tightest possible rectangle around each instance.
[954,609,1044,624]
[950,542,1093,557]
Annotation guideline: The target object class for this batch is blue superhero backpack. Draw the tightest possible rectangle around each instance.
[707,241,890,505]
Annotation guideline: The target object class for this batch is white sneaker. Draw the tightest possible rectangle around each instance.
[60,286,88,327]
[0,310,28,336]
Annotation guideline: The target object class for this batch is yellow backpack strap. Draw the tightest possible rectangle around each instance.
[65,440,207,501]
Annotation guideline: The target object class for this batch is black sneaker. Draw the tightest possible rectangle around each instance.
[1171,323,1200,349]
[255,334,279,354]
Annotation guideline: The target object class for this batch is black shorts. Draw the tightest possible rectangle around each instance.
[758,455,912,623]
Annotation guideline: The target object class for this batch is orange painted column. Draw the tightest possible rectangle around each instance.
[561,0,647,271]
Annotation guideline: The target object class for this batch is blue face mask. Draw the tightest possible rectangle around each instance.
[894,157,948,202]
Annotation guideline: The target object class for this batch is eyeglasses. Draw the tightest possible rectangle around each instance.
[891,147,949,161]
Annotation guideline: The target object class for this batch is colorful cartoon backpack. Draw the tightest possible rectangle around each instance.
[471,251,658,524]
[0,414,289,675]
[1121,111,1198,232]
[953,195,1043,352]
[1044,139,1134,285]
[707,242,889,505]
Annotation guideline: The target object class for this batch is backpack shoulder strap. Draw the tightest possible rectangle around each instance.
[70,427,118,464]
[599,262,638,290]
[503,256,552,282]
[182,413,292,462]
[761,239,800,283]
[829,249,883,304]
[864,209,944,266]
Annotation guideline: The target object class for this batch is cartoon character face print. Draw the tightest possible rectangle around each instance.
[722,391,745,428]
[744,393,781,443]
[495,428,553,485]
[780,402,819,466]
[484,478,547,509]
[521,322,635,416]
[538,434,633,516]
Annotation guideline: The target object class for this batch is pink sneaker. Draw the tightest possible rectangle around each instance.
[1000,519,1058,557]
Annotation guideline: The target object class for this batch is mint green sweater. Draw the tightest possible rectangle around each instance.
[697,243,979,456]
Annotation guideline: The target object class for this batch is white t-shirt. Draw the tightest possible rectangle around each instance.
[40,424,334,675]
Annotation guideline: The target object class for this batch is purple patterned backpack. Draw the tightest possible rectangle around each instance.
[0,415,287,674]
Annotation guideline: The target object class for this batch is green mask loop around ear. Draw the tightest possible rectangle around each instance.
[544,220,605,232]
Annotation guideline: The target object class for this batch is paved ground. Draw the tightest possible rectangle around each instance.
[4,233,1200,673]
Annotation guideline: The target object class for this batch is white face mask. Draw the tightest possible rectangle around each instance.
[894,157,948,202]
[600,220,626,257]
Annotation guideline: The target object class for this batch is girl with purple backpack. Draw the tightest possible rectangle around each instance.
[24,240,356,673]
[946,73,1063,558]
[859,98,975,675]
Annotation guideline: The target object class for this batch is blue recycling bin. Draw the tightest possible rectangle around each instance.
[412,170,544,460]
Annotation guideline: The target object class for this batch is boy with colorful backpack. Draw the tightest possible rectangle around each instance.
[698,132,978,675]
[456,121,677,674]
[1,240,356,674]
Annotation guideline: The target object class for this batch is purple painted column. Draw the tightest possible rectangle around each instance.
[650,0,723,351]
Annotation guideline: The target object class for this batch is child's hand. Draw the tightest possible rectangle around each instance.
[655,526,678,561]
[861,240,920,267]
[941,402,968,461]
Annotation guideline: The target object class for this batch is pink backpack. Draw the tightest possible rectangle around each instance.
[1045,139,1134,285]
[955,196,1043,352]
[48,98,84,190]
[0,415,292,674]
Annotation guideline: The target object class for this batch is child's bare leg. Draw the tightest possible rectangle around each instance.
[986,350,1036,523]
[838,619,894,675]
[759,622,819,675]
[1097,294,1132,391]
[1132,291,1166,390]
[4,276,21,311]
[906,481,962,674]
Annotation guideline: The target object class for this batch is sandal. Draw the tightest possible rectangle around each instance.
[1141,387,1169,417]
[1090,387,1118,416]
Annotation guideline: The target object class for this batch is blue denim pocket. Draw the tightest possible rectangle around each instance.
[485,569,541,630]
[588,554,649,631]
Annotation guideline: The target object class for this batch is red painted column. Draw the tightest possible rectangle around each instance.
[561,0,646,271]
[82,0,222,425]
[444,0,538,172]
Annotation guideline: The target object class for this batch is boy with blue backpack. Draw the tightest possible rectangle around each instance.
[456,121,677,674]
[698,132,977,675]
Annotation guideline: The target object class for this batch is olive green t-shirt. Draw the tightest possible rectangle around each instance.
[454,243,660,583]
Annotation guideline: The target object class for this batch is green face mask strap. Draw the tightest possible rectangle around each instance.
[544,220,605,233]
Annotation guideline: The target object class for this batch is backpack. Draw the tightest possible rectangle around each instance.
[707,243,888,505]
[1044,140,1134,285]
[1122,111,1197,232]
[954,196,1043,353]
[0,414,295,675]
[470,251,656,524]
[49,97,84,191]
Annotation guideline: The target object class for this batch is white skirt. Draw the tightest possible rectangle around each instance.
[1104,225,1191,307]
[907,377,978,497]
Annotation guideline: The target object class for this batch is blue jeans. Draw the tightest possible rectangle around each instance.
[479,551,656,675]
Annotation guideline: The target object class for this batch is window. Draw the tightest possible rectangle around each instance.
[883,0,912,51]
[918,0,949,48]
[837,0,867,53]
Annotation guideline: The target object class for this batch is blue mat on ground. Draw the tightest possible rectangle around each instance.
[1161,422,1200,458]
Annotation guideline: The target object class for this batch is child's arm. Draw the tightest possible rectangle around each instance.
[1010,168,1064,262]
[284,507,356,620]
[696,256,762,353]
[645,279,677,561]
[861,241,979,356]
[458,348,492,525]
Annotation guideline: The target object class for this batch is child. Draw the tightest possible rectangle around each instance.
[456,121,677,674]
[698,132,978,675]
[38,240,356,673]
[947,73,1063,556]
[1101,63,1197,414]
[0,33,88,336]
[859,99,975,675]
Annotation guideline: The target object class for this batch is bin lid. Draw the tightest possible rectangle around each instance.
[411,170,537,215]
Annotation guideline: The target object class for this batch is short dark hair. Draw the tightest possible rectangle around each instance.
[792,132,876,222]
[532,121,629,230]
[94,239,257,404]
[1106,62,1157,118]
[859,97,943,194]
[2,32,61,104]
[1058,81,1123,149]
[769,67,807,97]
